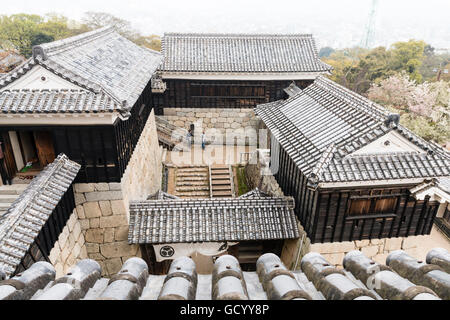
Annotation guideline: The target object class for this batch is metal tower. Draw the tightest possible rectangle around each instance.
[362,0,379,48]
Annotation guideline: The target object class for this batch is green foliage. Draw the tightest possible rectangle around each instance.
[399,113,449,144]
[133,35,162,52]
[0,12,162,58]
[318,46,335,58]
[0,13,83,57]
[235,166,250,196]
[323,40,428,95]
[389,40,426,82]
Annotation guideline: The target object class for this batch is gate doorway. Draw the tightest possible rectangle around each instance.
[0,130,55,184]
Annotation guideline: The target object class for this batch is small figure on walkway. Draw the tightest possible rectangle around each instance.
[186,129,192,150]
[201,130,206,150]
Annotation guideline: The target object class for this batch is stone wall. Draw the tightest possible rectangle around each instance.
[121,109,163,209]
[280,222,311,270]
[69,110,163,277]
[244,149,284,196]
[309,235,431,267]
[73,183,140,277]
[162,107,261,146]
[48,207,88,278]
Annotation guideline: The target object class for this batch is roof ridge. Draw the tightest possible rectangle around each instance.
[164,32,314,38]
[307,143,337,189]
[343,150,431,159]
[32,26,115,60]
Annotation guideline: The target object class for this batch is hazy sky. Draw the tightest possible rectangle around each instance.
[2,0,450,49]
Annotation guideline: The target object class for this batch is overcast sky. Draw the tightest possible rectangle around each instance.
[2,0,449,49]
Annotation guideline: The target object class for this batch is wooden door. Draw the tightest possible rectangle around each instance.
[1,132,17,183]
[33,131,55,168]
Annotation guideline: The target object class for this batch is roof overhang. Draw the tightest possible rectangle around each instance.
[318,178,426,190]
[160,71,330,81]
[410,179,450,203]
[0,112,120,126]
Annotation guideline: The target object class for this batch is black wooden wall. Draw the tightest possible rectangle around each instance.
[152,79,313,114]
[13,184,76,276]
[274,143,440,243]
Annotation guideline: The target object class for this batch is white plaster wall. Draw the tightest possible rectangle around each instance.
[2,65,83,91]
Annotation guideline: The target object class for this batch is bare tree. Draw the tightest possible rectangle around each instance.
[82,12,139,40]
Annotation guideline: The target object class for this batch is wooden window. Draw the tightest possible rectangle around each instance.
[348,197,398,216]
[190,83,266,99]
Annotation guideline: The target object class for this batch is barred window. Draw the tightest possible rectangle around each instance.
[348,197,397,216]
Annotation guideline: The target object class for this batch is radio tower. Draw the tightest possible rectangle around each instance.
[362,0,379,48]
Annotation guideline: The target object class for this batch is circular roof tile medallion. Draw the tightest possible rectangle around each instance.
[160,245,175,258]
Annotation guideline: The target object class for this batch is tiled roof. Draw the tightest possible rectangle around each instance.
[146,190,180,200]
[0,89,121,114]
[283,82,302,97]
[0,27,162,118]
[128,197,299,244]
[1,248,448,300]
[238,188,271,199]
[255,76,450,188]
[0,154,80,277]
[160,33,332,74]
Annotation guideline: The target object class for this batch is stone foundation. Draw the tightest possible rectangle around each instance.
[280,222,311,270]
[281,228,437,270]
[308,235,431,267]
[70,110,163,277]
[48,208,88,277]
[162,107,261,146]
[244,149,284,196]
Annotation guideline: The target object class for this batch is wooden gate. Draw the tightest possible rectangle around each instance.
[34,131,56,168]
[0,132,17,184]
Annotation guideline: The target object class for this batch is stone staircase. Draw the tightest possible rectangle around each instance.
[210,165,234,198]
[174,166,210,198]
[0,184,29,215]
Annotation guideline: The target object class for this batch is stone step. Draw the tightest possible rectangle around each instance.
[176,165,209,169]
[212,191,233,197]
[210,169,229,175]
[211,175,230,180]
[177,176,209,182]
[177,167,209,172]
[0,194,19,203]
[176,173,208,178]
[176,191,210,197]
[176,181,210,187]
[212,185,232,191]
[211,180,232,185]
[211,165,229,169]
[176,186,210,192]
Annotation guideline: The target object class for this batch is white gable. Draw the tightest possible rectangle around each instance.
[1,65,83,91]
[351,131,425,155]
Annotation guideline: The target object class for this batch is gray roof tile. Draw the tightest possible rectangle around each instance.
[128,197,299,244]
[2,248,448,300]
[0,154,80,277]
[160,33,332,74]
